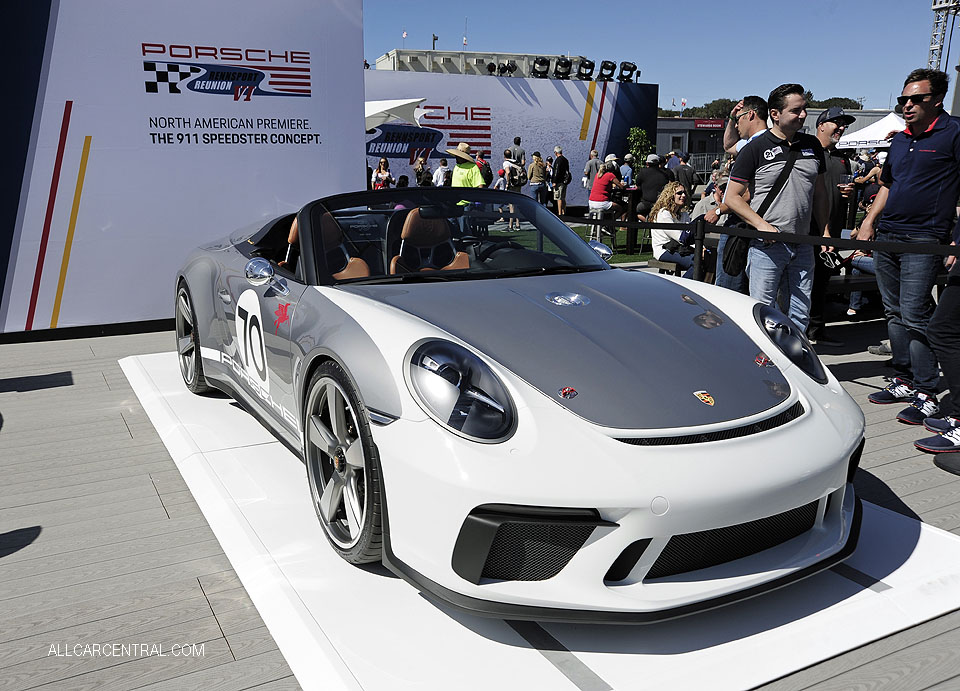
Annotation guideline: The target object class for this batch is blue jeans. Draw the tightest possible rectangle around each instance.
[848,254,875,312]
[527,183,546,204]
[657,250,695,278]
[874,230,944,394]
[748,240,815,332]
[714,232,749,294]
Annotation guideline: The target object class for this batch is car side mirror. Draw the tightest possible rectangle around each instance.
[588,241,613,263]
[245,258,290,295]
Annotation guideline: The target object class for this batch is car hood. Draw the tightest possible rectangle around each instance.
[340,269,792,429]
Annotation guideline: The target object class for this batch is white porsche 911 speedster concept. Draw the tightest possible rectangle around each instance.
[174,187,864,623]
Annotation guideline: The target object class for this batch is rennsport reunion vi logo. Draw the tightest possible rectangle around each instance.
[141,43,311,100]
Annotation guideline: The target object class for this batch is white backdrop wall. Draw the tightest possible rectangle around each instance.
[1,0,364,333]
[364,70,657,208]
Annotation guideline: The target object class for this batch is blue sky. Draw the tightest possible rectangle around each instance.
[362,0,953,111]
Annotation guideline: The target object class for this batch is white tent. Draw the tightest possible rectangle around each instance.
[837,112,905,149]
[364,98,426,130]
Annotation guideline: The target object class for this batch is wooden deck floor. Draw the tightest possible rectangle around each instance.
[0,321,958,690]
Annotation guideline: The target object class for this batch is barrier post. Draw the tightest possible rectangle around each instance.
[693,216,706,281]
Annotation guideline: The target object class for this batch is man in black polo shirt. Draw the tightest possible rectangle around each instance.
[859,68,960,425]
[807,106,857,347]
[725,83,829,333]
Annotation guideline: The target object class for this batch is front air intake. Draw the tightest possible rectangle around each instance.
[452,504,616,584]
[645,499,819,580]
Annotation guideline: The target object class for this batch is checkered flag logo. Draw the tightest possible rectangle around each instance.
[143,62,200,94]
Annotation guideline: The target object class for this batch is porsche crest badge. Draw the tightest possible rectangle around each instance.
[558,387,578,399]
[694,390,715,406]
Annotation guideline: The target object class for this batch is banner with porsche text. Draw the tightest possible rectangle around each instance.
[364,70,657,208]
[1,0,364,333]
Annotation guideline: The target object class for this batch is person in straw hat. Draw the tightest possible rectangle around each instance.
[446,143,486,189]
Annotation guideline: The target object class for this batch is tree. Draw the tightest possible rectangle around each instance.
[815,97,861,110]
[627,127,654,162]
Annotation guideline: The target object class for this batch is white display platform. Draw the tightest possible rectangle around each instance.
[121,352,960,691]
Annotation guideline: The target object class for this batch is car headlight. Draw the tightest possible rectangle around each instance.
[753,304,828,384]
[407,340,515,442]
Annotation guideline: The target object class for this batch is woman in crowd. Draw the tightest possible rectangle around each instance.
[413,156,433,186]
[371,158,395,189]
[527,151,548,205]
[649,181,695,278]
[586,160,625,241]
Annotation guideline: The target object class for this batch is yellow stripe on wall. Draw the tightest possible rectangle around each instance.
[579,81,597,141]
[51,135,91,328]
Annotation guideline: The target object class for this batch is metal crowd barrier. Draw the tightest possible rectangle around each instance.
[560,215,960,282]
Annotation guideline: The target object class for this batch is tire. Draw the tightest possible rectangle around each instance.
[304,361,382,563]
[175,283,211,394]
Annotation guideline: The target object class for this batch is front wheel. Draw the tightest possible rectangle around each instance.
[175,283,211,393]
[304,361,382,563]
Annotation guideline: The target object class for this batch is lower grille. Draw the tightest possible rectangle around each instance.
[645,499,819,580]
[482,522,594,581]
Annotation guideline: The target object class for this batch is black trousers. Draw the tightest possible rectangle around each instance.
[928,267,960,417]
[806,253,833,339]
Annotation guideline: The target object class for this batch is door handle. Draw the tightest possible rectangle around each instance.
[218,288,232,304]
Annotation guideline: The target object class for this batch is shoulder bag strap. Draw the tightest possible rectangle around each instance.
[755,148,800,222]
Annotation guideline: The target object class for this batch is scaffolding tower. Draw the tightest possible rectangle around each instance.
[930,0,960,70]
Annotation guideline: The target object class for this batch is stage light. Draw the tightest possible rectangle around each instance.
[576,58,595,80]
[553,57,572,79]
[596,60,617,82]
[617,61,637,83]
[486,62,497,75]
[506,61,518,75]
[532,57,550,78]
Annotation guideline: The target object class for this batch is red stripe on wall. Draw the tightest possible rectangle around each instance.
[590,81,607,152]
[230,64,311,72]
[269,81,312,87]
[429,124,491,130]
[26,100,72,331]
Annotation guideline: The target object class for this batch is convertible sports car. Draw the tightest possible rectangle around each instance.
[175,187,865,623]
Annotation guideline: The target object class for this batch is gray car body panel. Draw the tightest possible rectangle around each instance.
[340,269,792,429]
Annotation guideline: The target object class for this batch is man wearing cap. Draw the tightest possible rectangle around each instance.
[635,154,670,220]
[859,68,960,430]
[806,107,857,346]
[604,154,621,180]
[665,151,681,170]
[620,153,634,187]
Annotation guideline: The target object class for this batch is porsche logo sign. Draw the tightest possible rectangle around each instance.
[693,390,715,406]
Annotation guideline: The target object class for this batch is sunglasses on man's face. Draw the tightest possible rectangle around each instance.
[896,93,934,107]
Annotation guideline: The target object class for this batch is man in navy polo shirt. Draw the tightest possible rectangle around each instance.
[725,83,829,332]
[859,68,960,425]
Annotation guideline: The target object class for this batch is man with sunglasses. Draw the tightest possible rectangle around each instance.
[859,69,960,427]
[716,96,768,294]
[723,95,769,155]
[807,107,857,347]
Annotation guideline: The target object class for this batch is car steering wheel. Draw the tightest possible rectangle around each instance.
[478,241,525,262]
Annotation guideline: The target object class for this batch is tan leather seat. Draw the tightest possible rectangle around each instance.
[319,214,370,280]
[389,208,470,274]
